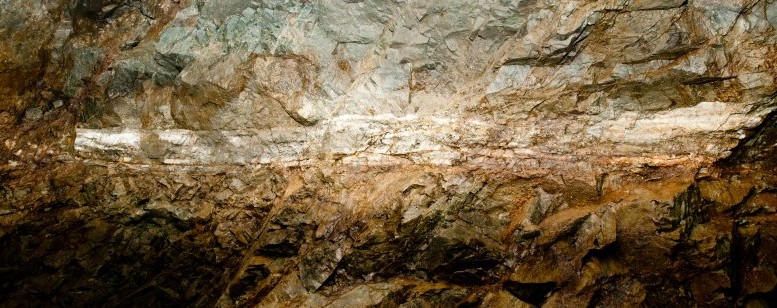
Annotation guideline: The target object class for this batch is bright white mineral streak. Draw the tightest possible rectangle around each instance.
[74,101,771,166]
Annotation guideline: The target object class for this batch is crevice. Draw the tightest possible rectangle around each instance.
[502,281,557,306]
[728,216,745,305]
[681,76,737,85]
[721,104,777,166]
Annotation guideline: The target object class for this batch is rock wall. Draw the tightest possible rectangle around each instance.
[1,0,777,307]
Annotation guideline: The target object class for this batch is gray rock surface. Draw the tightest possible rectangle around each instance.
[61,0,776,167]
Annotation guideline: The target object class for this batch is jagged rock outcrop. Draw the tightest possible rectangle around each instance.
[1,0,776,307]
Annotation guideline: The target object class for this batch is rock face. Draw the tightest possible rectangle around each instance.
[1,0,776,307]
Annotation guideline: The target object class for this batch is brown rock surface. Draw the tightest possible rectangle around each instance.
[1,0,776,307]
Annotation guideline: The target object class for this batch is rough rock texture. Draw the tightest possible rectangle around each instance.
[1,0,777,307]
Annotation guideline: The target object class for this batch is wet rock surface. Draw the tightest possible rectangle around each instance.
[0,0,776,307]
[1,162,776,306]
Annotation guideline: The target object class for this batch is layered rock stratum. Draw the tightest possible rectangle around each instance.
[1,0,777,306]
